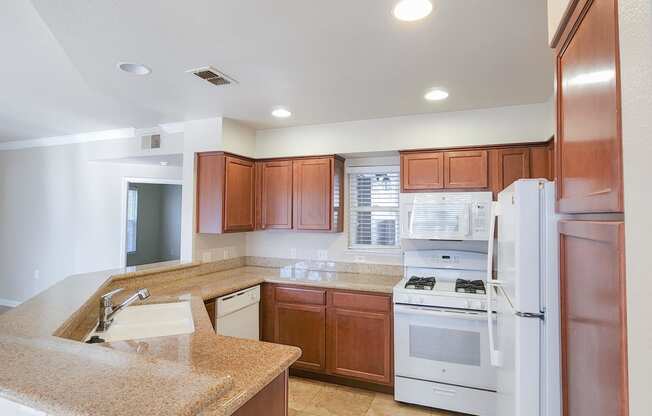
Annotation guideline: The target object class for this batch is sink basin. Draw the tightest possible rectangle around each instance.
[87,301,195,342]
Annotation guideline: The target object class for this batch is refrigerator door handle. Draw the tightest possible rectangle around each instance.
[515,311,545,319]
[485,202,503,367]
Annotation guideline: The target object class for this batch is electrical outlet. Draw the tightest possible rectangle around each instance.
[354,255,366,263]
[223,247,230,259]
[202,251,212,262]
[289,248,297,259]
[33,269,40,280]
[317,250,328,261]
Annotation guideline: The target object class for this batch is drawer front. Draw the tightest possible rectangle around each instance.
[275,286,326,305]
[330,291,390,312]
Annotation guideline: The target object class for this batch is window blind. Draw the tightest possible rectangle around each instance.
[348,168,400,249]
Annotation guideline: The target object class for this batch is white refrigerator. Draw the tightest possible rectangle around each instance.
[486,179,561,416]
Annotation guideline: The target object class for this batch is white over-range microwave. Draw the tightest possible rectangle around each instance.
[400,192,493,241]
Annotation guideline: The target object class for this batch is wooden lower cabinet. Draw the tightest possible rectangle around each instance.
[275,302,327,372]
[233,370,288,416]
[263,284,393,387]
[327,305,392,385]
[559,220,628,416]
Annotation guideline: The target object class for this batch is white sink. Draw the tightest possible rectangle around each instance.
[87,301,195,342]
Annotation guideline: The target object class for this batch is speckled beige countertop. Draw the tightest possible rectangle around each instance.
[0,261,401,416]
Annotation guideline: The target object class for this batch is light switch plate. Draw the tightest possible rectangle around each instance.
[317,250,328,260]
[290,248,297,259]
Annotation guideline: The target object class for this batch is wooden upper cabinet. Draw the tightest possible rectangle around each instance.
[400,152,444,191]
[259,160,293,229]
[443,150,488,189]
[555,0,623,213]
[559,220,627,416]
[530,143,554,181]
[224,156,255,232]
[491,147,530,195]
[196,152,255,234]
[292,157,343,232]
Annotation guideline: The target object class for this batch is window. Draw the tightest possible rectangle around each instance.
[348,166,400,249]
[126,187,138,253]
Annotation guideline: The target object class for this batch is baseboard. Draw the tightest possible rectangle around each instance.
[290,369,394,395]
[0,298,20,307]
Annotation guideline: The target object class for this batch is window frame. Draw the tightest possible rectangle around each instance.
[347,165,401,252]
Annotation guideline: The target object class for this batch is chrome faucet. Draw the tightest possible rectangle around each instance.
[97,287,150,332]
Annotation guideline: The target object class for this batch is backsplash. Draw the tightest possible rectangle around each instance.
[244,256,402,276]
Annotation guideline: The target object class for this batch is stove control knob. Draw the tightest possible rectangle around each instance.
[469,300,483,310]
[417,297,424,304]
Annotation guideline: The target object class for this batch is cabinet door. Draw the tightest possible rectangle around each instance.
[275,303,326,372]
[556,0,622,213]
[400,152,444,191]
[327,306,392,385]
[261,160,293,229]
[196,153,225,233]
[443,150,488,189]
[530,145,552,180]
[293,158,332,231]
[559,220,627,416]
[223,156,255,232]
[491,147,530,195]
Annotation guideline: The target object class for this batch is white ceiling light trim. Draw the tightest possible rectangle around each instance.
[272,108,292,118]
[0,128,136,151]
[393,0,433,21]
[424,88,449,101]
[117,62,151,75]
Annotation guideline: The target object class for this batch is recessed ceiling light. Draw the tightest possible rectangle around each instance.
[393,0,433,22]
[117,62,151,75]
[271,107,292,118]
[424,89,449,101]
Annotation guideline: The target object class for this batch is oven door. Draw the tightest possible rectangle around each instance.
[394,304,497,391]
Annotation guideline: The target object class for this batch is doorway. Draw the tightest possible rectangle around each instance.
[121,178,183,267]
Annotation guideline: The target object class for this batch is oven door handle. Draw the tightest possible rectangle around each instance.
[394,304,490,321]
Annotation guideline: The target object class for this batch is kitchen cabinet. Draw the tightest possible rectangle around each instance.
[262,284,393,387]
[400,151,444,191]
[443,150,488,189]
[327,291,392,385]
[274,287,327,372]
[400,142,550,196]
[559,220,627,416]
[258,160,293,229]
[196,152,255,233]
[233,370,288,416]
[292,156,344,232]
[555,0,623,213]
[204,299,216,330]
[490,147,530,196]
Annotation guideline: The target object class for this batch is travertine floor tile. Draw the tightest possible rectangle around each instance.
[289,377,324,411]
[366,393,435,416]
[303,384,375,416]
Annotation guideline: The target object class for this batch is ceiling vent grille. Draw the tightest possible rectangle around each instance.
[187,66,237,86]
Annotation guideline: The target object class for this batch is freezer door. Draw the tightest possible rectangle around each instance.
[497,180,542,314]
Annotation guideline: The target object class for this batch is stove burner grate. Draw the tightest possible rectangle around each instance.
[455,279,486,294]
[405,276,436,290]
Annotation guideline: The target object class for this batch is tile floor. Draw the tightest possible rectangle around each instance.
[288,377,464,416]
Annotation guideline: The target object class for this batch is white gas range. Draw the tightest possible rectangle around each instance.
[393,250,497,416]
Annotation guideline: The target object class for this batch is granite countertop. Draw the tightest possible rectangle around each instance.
[0,261,401,416]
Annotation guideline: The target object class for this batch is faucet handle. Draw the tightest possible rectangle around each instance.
[100,288,124,306]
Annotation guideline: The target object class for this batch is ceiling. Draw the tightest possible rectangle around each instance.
[0,0,553,142]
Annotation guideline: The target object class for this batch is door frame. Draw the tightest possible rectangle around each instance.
[119,177,183,267]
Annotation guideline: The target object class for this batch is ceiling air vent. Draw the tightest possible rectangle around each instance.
[187,66,237,86]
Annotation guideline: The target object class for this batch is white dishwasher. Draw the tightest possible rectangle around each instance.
[215,285,260,340]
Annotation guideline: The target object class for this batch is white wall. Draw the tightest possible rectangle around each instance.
[180,118,253,264]
[255,101,553,158]
[618,1,652,414]
[0,139,182,304]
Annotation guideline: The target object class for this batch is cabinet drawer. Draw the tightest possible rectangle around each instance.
[330,291,390,312]
[275,286,326,305]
